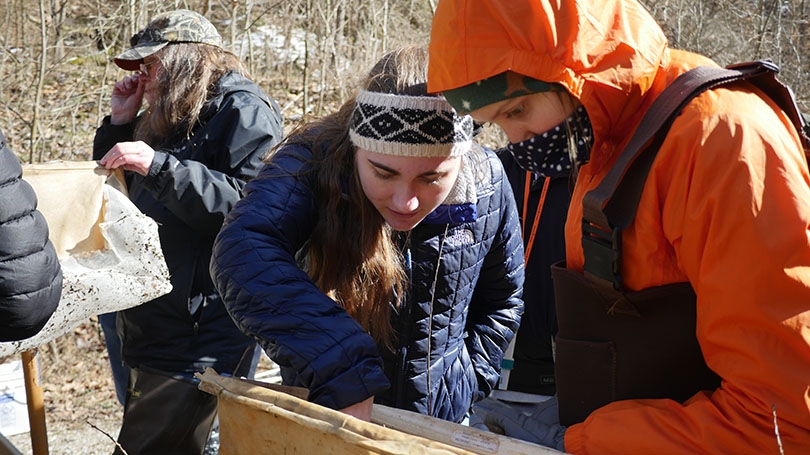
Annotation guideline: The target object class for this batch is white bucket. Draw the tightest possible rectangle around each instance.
[0,360,29,436]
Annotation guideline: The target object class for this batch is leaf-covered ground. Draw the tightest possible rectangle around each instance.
[2,318,280,454]
[2,318,123,454]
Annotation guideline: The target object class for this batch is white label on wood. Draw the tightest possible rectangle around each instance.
[451,429,500,453]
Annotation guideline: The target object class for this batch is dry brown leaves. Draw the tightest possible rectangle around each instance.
[0,317,121,430]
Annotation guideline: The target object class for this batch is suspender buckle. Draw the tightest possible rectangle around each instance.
[581,221,623,290]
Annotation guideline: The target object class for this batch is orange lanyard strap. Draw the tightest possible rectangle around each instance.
[522,171,550,264]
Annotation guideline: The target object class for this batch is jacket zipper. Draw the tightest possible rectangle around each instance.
[394,231,413,407]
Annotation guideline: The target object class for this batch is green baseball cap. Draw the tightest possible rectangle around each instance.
[114,9,222,71]
[441,71,561,115]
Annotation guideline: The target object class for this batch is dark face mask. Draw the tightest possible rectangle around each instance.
[505,106,593,178]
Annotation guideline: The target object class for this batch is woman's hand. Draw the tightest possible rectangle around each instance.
[338,396,374,421]
[110,73,145,125]
[99,141,155,176]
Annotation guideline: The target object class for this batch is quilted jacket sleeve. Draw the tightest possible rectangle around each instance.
[0,130,62,342]
[465,151,525,401]
[211,144,390,410]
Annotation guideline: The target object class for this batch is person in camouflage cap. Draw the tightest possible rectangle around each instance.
[94,8,284,455]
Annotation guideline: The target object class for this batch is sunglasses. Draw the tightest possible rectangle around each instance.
[139,59,158,74]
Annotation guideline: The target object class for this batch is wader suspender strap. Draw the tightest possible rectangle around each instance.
[581,60,810,290]
[522,172,551,264]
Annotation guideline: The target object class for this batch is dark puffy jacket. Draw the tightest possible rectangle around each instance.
[497,149,570,395]
[93,71,283,375]
[0,128,62,342]
[211,143,525,422]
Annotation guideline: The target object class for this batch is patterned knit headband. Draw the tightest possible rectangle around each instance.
[349,90,473,157]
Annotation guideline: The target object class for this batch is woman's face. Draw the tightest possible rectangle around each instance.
[355,148,462,231]
[469,91,578,143]
[139,55,163,106]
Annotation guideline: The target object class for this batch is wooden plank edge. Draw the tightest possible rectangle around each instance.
[372,404,568,455]
[198,368,478,455]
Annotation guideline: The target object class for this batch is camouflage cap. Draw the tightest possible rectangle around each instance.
[114,9,222,71]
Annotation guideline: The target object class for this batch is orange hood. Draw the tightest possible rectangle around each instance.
[429,0,675,169]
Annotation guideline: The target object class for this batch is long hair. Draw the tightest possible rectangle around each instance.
[278,46,432,349]
[134,42,247,145]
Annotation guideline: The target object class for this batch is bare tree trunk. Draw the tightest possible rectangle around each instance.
[230,0,239,48]
[138,0,149,32]
[303,0,310,117]
[243,0,255,74]
[30,0,48,163]
[754,0,778,57]
[19,0,28,53]
[315,0,335,116]
[800,0,809,112]
[335,0,348,101]
[0,0,11,101]
[128,0,136,39]
[382,0,388,56]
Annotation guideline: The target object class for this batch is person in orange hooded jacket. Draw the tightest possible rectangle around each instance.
[428,0,810,453]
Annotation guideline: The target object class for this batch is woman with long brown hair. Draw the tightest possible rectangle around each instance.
[94,9,284,454]
[211,45,525,423]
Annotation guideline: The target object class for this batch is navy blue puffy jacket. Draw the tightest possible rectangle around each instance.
[211,143,524,422]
